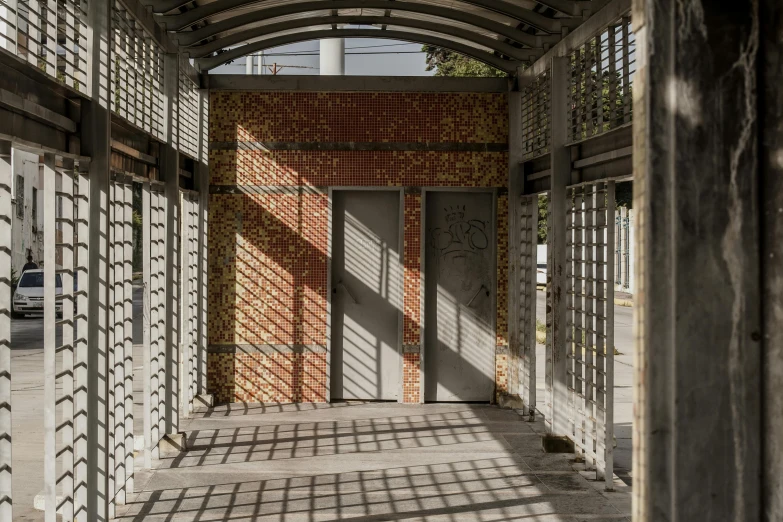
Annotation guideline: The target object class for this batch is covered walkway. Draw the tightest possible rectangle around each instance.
[0,0,781,521]
[118,403,629,521]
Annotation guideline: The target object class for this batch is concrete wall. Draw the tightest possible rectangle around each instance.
[207,88,509,404]
[10,149,43,276]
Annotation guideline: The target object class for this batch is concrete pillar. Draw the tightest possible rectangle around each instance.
[760,1,783,518]
[547,55,570,438]
[196,89,209,396]
[507,76,523,399]
[245,55,253,75]
[82,0,112,517]
[162,53,180,435]
[320,38,345,75]
[633,1,766,519]
[0,140,12,521]
[256,52,264,75]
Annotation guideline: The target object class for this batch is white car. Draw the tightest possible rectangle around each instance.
[537,263,548,286]
[12,269,63,318]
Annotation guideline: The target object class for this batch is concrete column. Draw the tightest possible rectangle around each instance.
[162,53,180,435]
[42,153,56,522]
[196,89,209,396]
[633,1,765,520]
[547,55,570,438]
[256,52,264,75]
[320,38,345,75]
[760,1,783,518]
[245,55,253,75]
[507,78,523,398]
[81,0,112,517]
[0,140,12,521]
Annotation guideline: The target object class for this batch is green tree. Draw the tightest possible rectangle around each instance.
[422,46,506,77]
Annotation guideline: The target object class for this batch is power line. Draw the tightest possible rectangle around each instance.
[245,42,422,57]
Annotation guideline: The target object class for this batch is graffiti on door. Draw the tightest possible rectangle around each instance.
[429,205,490,293]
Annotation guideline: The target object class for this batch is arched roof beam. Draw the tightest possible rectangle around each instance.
[196,28,520,74]
[170,0,546,49]
[156,0,562,33]
[185,15,538,61]
[142,0,194,14]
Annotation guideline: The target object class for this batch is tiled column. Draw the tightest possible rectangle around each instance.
[402,189,422,404]
[495,192,510,399]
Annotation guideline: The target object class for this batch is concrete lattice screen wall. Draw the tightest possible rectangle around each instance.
[207,91,509,404]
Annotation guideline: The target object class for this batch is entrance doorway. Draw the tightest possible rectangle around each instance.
[424,191,496,402]
[330,190,403,401]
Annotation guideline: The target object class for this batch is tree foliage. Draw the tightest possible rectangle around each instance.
[422,46,506,77]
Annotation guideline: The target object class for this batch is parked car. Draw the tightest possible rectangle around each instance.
[537,263,547,286]
[11,269,62,318]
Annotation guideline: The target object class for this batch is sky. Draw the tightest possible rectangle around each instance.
[209,38,436,76]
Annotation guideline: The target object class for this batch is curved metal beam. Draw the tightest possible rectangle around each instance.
[157,0,560,33]
[185,16,537,61]
[144,0,194,13]
[196,28,519,73]
[169,0,542,49]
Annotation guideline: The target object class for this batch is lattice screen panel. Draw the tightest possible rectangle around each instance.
[0,0,88,91]
[517,195,538,418]
[109,174,135,506]
[36,160,89,520]
[178,70,199,159]
[565,182,615,490]
[520,69,551,160]
[568,15,635,143]
[142,181,167,466]
[544,194,554,434]
[179,191,199,415]
[112,1,165,140]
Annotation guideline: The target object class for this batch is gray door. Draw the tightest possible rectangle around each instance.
[331,191,402,400]
[425,191,495,402]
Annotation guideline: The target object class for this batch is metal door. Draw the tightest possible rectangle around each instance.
[424,191,495,402]
[331,191,402,401]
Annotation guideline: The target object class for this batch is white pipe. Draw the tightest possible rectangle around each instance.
[320,38,345,75]
[256,52,264,75]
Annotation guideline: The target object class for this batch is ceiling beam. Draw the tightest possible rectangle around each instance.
[141,0,194,14]
[156,0,562,33]
[521,0,631,78]
[196,28,521,74]
[169,0,546,49]
[185,16,538,61]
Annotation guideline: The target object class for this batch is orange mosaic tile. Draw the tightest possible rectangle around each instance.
[403,352,421,404]
[404,193,422,346]
[209,90,509,404]
[209,149,508,188]
[496,194,509,347]
[210,91,508,144]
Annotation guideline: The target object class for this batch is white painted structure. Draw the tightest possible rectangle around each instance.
[320,38,345,75]
[10,149,44,276]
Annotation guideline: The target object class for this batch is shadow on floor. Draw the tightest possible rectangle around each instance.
[117,403,630,522]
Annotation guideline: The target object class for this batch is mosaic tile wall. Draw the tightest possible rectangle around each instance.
[209,150,507,187]
[209,92,508,143]
[207,352,328,404]
[209,90,508,405]
[403,193,422,346]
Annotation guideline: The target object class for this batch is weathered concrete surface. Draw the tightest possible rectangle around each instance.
[633,1,763,520]
[116,403,630,521]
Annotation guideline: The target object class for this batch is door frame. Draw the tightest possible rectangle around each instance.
[326,187,405,403]
[420,187,499,403]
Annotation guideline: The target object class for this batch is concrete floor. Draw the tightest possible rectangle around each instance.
[9,286,633,520]
[117,402,630,521]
